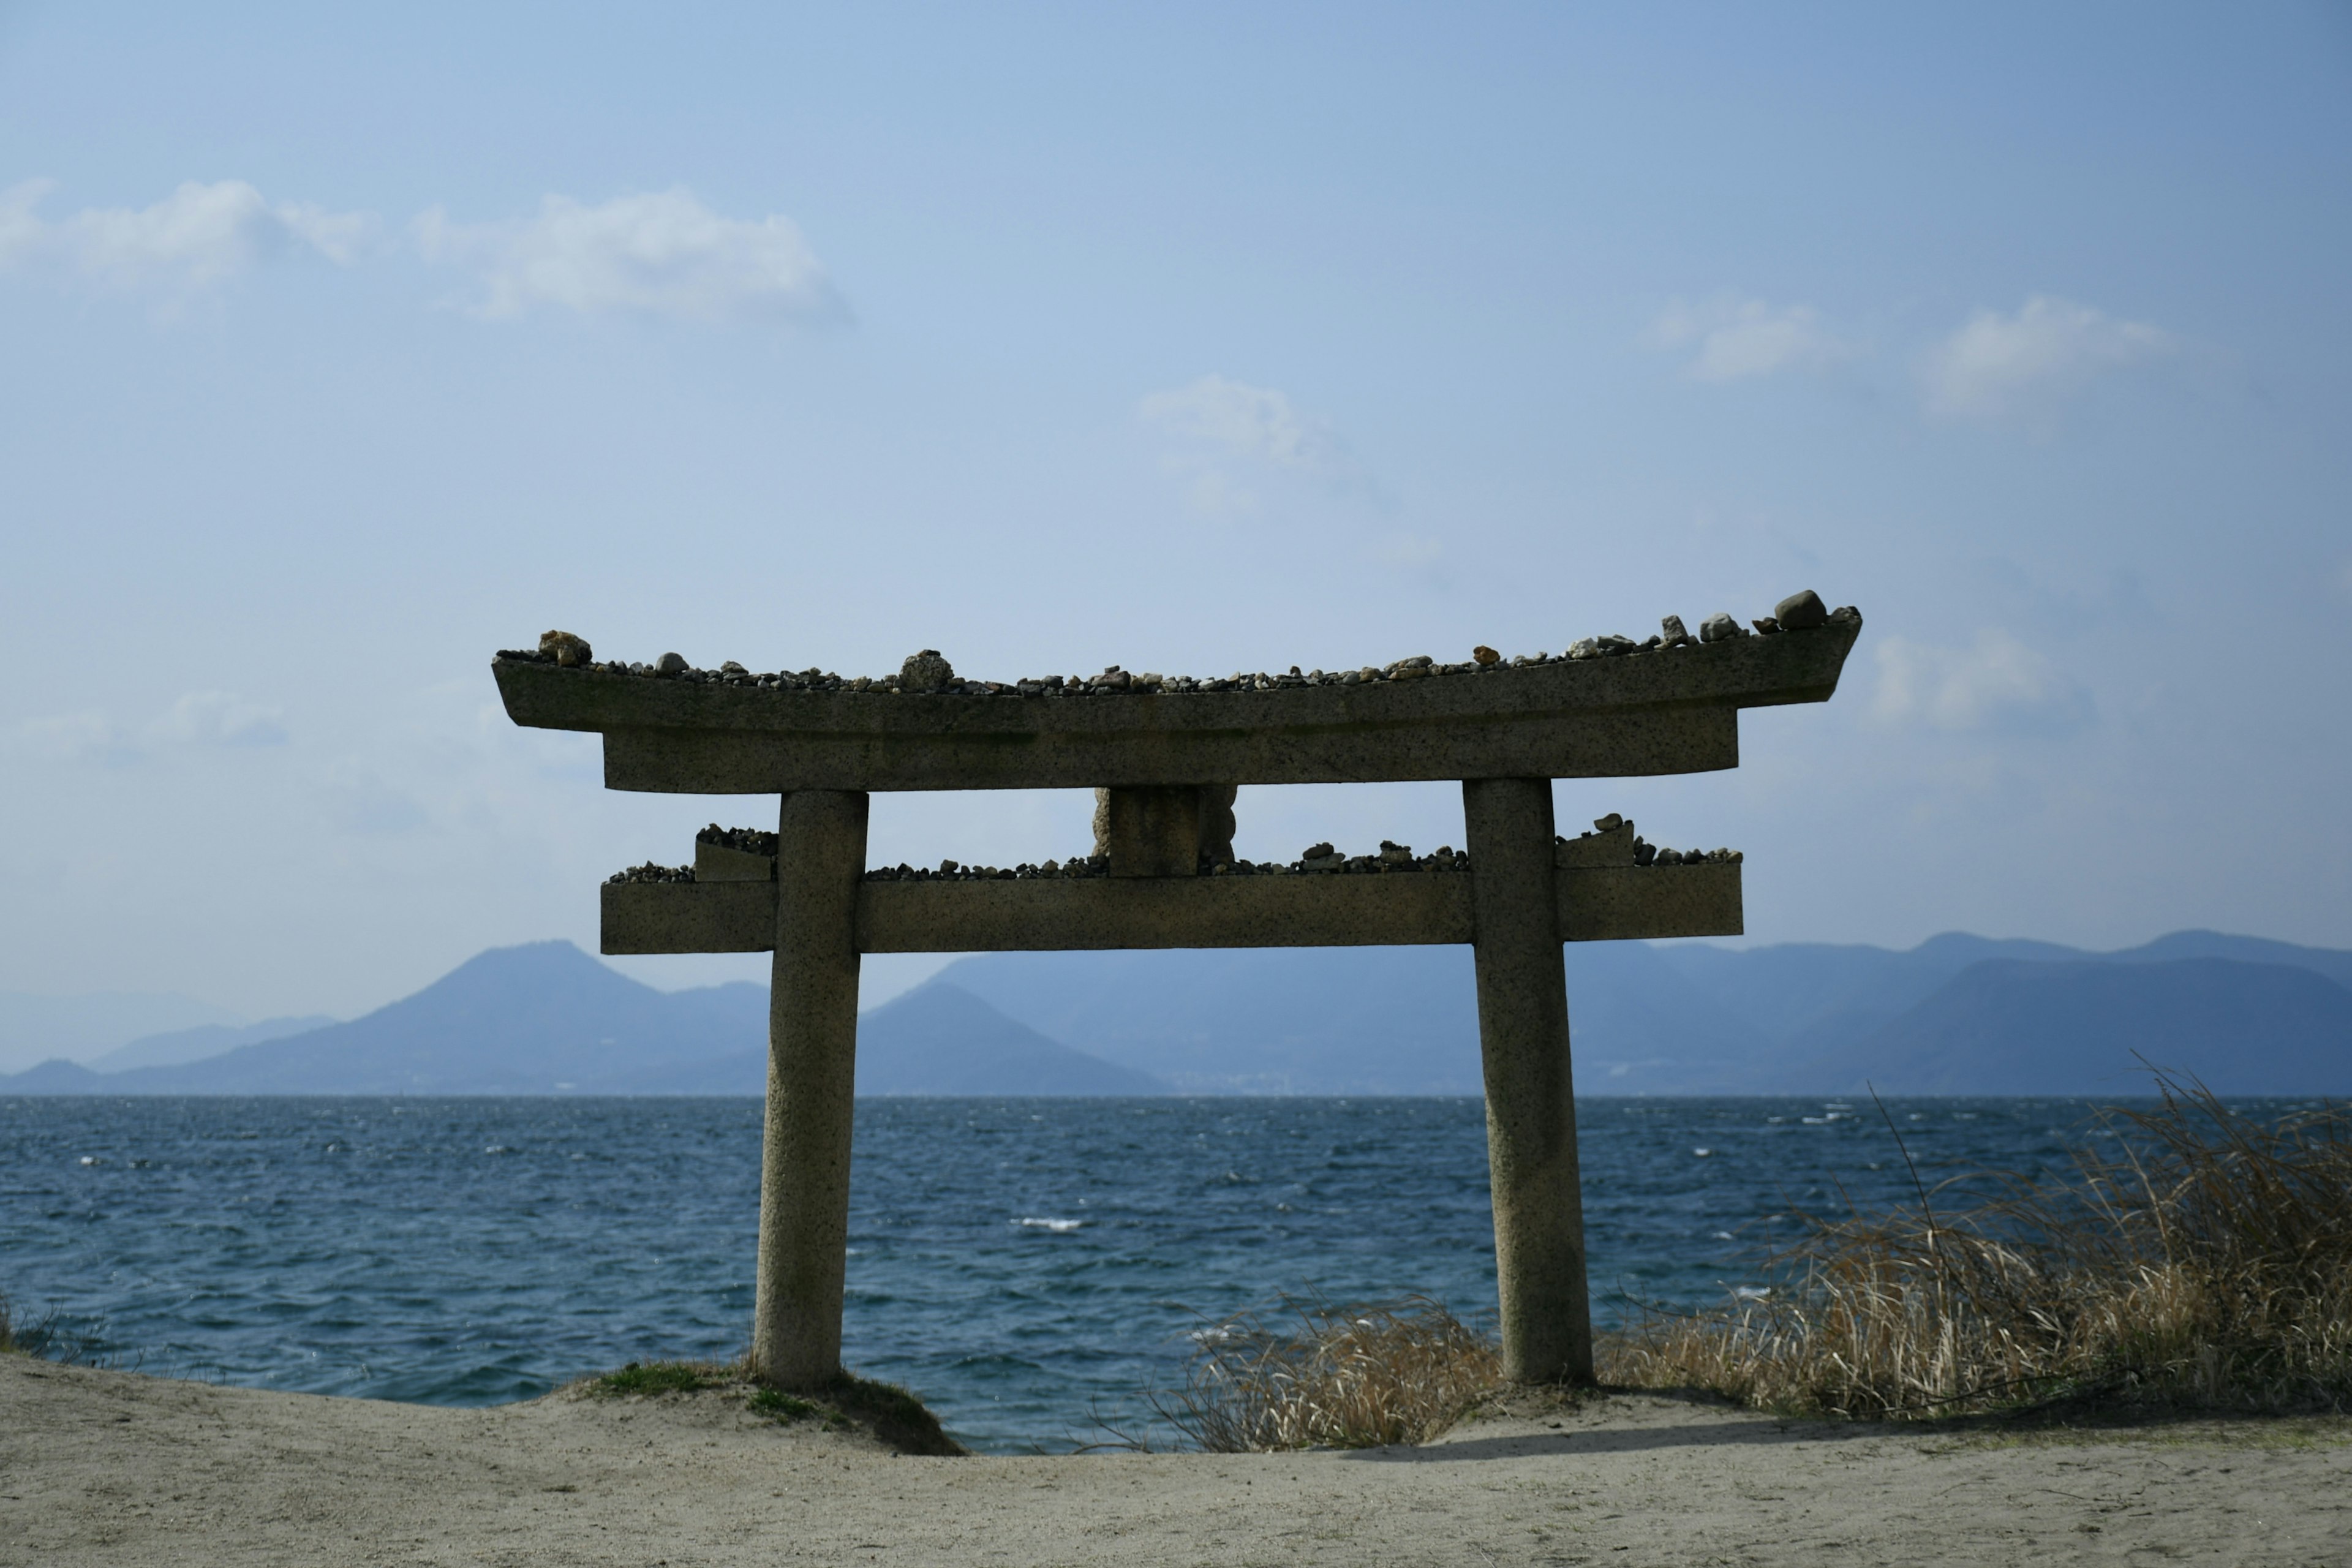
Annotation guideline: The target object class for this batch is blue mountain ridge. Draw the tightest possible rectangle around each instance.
[1,930,2344,1096]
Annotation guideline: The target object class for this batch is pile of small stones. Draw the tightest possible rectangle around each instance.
[498,592,1860,696]
[697,824,778,855]
[606,862,695,885]
[861,841,1471,881]
[612,834,1733,884]
[1558,813,1742,868]
[1632,843,1742,867]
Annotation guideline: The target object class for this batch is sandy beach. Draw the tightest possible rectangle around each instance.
[4,1357,2346,1566]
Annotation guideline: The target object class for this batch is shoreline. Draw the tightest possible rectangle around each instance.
[6,1357,2345,1566]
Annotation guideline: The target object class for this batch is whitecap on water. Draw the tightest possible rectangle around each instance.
[1014,1217,1083,1232]
[1692,1147,1713,1157]
[1732,1285,1771,1301]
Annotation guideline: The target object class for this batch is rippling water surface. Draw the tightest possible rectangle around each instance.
[0,1093,2258,1449]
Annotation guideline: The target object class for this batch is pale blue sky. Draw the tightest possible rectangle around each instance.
[3,2,2348,1024]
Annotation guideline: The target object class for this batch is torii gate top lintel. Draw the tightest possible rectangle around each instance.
[493,593,1861,1395]
[492,601,1860,795]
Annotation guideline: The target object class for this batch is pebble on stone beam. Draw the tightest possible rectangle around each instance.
[540,629,593,668]
[1773,589,1829,631]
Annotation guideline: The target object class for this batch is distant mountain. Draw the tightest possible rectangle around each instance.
[632,982,1167,1096]
[0,943,767,1095]
[939,947,1491,1093]
[0,944,1160,1098]
[0,988,243,1074]
[941,930,2352,1096]
[86,1015,337,1073]
[4,930,2345,1099]
[1792,958,2352,1096]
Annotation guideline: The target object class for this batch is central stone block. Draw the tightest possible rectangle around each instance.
[1094,785,1210,876]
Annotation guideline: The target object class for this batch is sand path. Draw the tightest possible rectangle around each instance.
[4,1357,2346,1566]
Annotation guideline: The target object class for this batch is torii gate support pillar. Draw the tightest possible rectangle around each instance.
[750,788,868,1386]
[1464,776,1594,1385]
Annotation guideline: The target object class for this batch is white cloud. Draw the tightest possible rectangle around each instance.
[1139,375,1350,470]
[1139,375,1366,516]
[1923,295,2174,419]
[1651,297,1856,382]
[0,178,373,292]
[151,692,288,748]
[1871,630,2094,736]
[415,189,841,322]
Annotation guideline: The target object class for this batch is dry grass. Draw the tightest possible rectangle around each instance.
[1603,1077,2352,1420]
[0,1290,103,1365]
[1149,1294,1501,1451]
[1152,1078,2350,1448]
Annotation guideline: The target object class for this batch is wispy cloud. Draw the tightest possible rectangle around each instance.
[415,189,842,323]
[1871,630,2094,736]
[1138,374,1363,515]
[1650,296,1856,382]
[13,691,288,766]
[0,178,372,293]
[1923,295,2174,420]
[15,711,140,767]
[150,692,288,748]
[1140,375,1348,470]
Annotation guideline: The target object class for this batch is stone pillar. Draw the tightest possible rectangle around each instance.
[1462,776,1593,1384]
[750,788,869,1387]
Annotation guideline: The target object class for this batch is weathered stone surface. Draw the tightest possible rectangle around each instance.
[1698,611,1743,643]
[899,649,954,693]
[1659,616,1691,649]
[1555,820,1636,868]
[694,839,777,883]
[1773,589,1828,630]
[495,617,1860,794]
[655,651,688,676]
[751,790,867,1387]
[540,630,593,668]
[601,854,1741,954]
[1473,645,1501,666]
[1464,777,1591,1384]
[1198,783,1238,865]
[1093,785,1203,877]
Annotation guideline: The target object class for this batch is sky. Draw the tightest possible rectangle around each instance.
[2,2,2348,1032]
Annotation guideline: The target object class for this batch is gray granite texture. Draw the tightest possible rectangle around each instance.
[493,608,1860,793]
[599,858,1741,955]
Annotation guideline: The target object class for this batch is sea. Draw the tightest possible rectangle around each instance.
[0,1093,2280,1452]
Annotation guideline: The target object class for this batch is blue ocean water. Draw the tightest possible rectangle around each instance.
[0,1093,2275,1450]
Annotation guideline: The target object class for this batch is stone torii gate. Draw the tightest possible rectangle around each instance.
[494,593,1860,1389]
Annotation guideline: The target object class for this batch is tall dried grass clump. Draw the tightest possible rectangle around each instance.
[1152,1294,1501,1450]
[0,1291,97,1364]
[1605,1077,2352,1419]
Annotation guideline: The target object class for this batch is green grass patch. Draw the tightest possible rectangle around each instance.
[747,1386,824,1421]
[587,1360,726,1397]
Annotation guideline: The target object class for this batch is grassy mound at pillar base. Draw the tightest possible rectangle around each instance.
[1600,1078,2352,1422]
[582,1360,966,1455]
